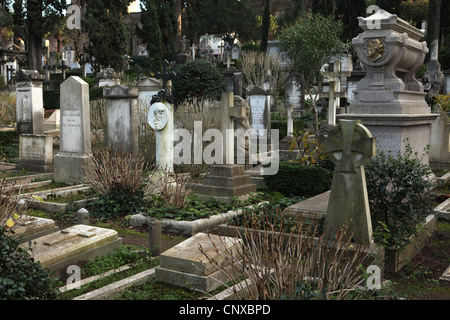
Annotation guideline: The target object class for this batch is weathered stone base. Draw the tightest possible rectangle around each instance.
[155,233,242,292]
[17,134,54,173]
[337,113,438,164]
[54,152,92,185]
[194,165,256,203]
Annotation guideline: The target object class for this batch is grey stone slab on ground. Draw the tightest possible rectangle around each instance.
[155,232,242,292]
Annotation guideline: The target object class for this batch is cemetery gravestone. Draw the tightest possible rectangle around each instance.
[231,43,241,60]
[340,10,437,164]
[15,69,46,135]
[324,120,376,244]
[20,224,122,275]
[17,134,53,173]
[285,73,302,114]
[155,232,242,292]
[98,68,119,87]
[196,92,256,202]
[54,76,92,185]
[103,85,139,155]
[148,100,174,172]
[247,86,271,153]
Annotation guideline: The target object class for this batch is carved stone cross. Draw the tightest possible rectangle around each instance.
[323,119,376,244]
[154,59,176,91]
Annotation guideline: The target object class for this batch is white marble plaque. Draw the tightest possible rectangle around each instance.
[61,109,83,153]
[249,95,267,136]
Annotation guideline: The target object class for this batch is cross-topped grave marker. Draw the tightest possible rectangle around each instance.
[323,119,376,243]
[155,59,176,92]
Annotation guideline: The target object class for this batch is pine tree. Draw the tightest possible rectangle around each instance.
[260,0,270,52]
[138,0,163,72]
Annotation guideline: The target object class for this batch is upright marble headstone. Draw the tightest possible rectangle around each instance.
[284,73,302,113]
[247,86,271,138]
[104,85,139,155]
[324,120,376,244]
[15,69,46,135]
[54,77,92,184]
[231,43,241,60]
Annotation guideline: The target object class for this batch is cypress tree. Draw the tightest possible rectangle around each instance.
[85,0,131,72]
[260,0,270,52]
[139,0,163,72]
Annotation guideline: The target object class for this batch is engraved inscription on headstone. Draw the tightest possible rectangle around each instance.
[249,95,267,135]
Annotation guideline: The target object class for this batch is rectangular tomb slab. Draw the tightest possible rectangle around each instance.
[155,232,242,292]
[10,215,59,244]
[19,225,121,269]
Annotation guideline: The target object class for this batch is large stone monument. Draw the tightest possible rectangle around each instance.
[324,120,376,244]
[54,76,92,184]
[339,10,437,164]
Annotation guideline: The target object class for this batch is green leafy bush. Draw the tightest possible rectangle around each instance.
[172,59,224,103]
[0,227,59,300]
[0,131,19,162]
[263,162,331,197]
[365,143,435,249]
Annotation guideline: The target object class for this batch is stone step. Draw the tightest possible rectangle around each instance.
[209,164,245,177]
[202,174,252,188]
[195,183,256,198]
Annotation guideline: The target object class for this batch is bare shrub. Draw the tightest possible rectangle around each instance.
[83,148,150,196]
[200,207,372,300]
[241,50,287,92]
[144,168,196,210]
[0,93,16,125]
[0,179,25,229]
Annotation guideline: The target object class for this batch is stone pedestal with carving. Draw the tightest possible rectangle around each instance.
[15,70,46,135]
[339,10,438,164]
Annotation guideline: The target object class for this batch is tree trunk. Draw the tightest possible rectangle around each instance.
[301,0,313,12]
[27,30,42,71]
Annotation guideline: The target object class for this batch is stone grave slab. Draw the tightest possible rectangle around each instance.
[440,266,450,282]
[155,232,242,292]
[281,191,330,220]
[10,215,59,244]
[20,224,122,275]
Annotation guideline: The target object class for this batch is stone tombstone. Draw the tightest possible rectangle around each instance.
[97,67,119,87]
[263,74,277,111]
[137,77,162,113]
[155,232,243,292]
[324,120,376,244]
[54,76,92,184]
[247,86,271,138]
[284,73,302,113]
[231,42,241,60]
[64,49,75,68]
[148,100,174,172]
[103,85,139,155]
[340,9,437,164]
[17,134,53,173]
[15,69,46,135]
[224,67,243,97]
